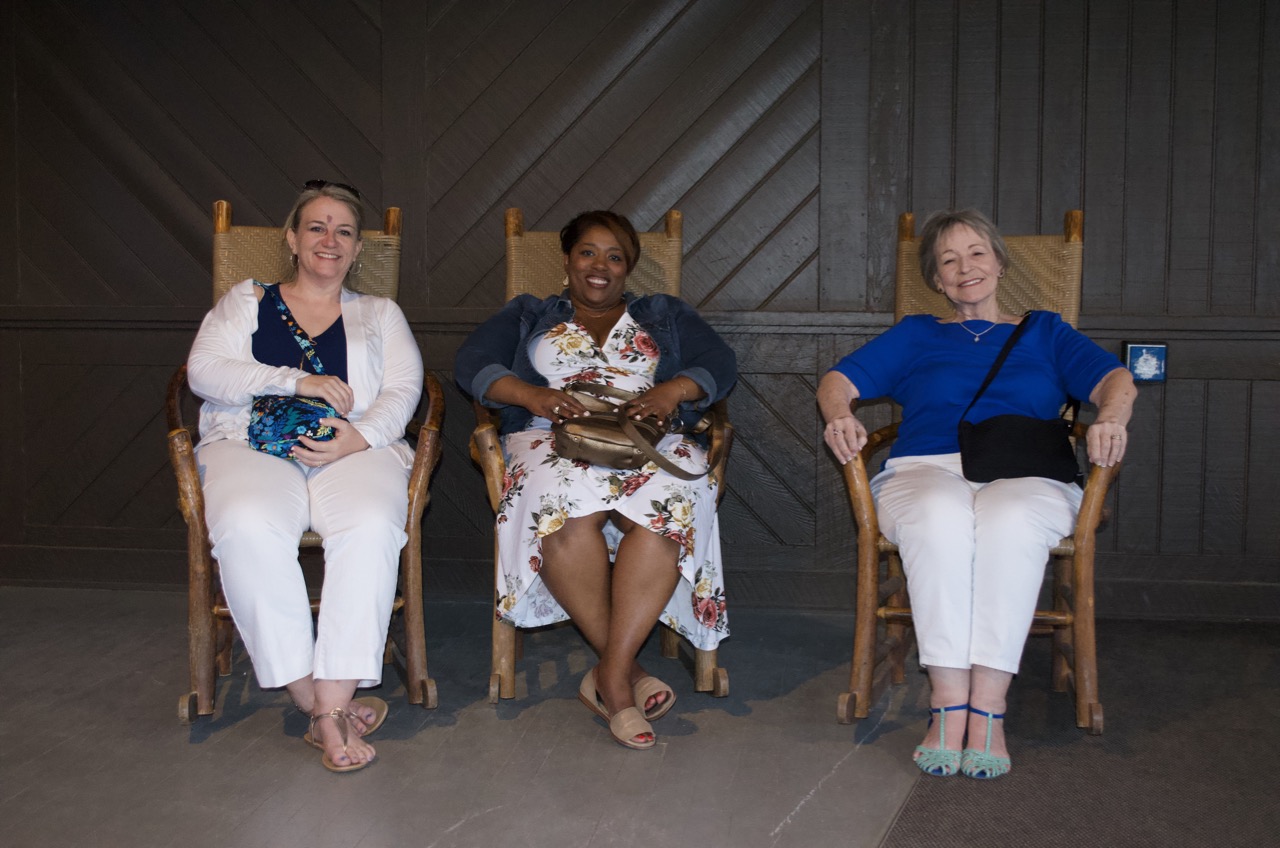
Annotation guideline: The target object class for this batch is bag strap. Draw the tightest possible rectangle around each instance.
[256,281,327,375]
[564,381,720,482]
[617,408,708,481]
[961,312,1032,421]
[960,311,1079,426]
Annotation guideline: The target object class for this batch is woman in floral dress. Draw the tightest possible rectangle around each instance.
[455,211,736,749]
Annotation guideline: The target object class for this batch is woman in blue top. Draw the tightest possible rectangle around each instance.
[456,211,736,750]
[818,209,1135,780]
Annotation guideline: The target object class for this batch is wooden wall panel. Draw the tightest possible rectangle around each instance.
[0,0,1276,621]
[1038,1,1085,227]
[1211,1,1262,315]
[1259,0,1280,315]
[1081,0,1129,316]
[9,0,390,311]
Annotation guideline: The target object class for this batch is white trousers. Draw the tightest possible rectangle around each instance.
[871,453,1082,674]
[196,439,411,689]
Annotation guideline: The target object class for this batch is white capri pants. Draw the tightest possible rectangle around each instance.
[196,438,412,689]
[871,453,1082,674]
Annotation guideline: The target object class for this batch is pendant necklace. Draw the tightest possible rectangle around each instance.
[957,320,998,343]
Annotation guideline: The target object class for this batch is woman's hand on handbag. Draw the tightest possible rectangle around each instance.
[622,380,684,422]
[1085,420,1127,468]
[823,414,868,465]
[532,386,591,421]
[297,374,355,417]
[292,419,369,466]
[484,377,582,421]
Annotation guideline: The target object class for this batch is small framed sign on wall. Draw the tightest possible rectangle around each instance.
[1123,342,1167,383]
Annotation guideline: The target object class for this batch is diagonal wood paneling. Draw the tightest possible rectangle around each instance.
[427,0,822,312]
[11,0,387,309]
[1,0,1278,619]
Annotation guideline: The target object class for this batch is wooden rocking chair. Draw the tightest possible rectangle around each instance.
[468,208,734,703]
[167,199,443,723]
[836,210,1118,734]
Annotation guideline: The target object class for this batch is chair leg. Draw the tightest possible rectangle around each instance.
[1072,555,1103,734]
[398,544,436,709]
[491,616,517,703]
[842,544,884,724]
[214,614,234,677]
[660,625,680,659]
[885,554,911,684]
[185,545,217,723]
[692,645,729,697]
[1051,556,1072,692]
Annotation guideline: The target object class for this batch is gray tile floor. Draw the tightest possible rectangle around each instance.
[0,587,929,848]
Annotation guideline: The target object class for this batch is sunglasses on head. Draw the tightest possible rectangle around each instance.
[303,179,361,200]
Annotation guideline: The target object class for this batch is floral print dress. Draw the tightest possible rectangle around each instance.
[495,312,728,650]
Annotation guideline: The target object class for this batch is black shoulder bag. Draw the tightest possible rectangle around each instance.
[957,314,1082,486]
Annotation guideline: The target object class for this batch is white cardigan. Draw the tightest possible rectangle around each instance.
[187,279,423,452]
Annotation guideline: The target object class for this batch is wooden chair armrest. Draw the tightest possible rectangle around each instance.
[706,400,734,499]
[1070,419,1123,531]
[165,364,207,526]
[166,365,194,436]
[839,422,899,545]
[469,398,506,513]
[167,424,206,527]
[405,373,446,526]
[860,421,899,463]
[1075,458,1121,537]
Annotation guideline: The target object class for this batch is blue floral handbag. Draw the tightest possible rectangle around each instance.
[248,395,340,459]
[247,282,344,460]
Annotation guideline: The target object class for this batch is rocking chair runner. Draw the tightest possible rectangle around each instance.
[468,207,734,703]
[836,210,1118,734]
[167,199,443,723]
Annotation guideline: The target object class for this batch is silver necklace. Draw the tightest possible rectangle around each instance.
[957,320,998,342]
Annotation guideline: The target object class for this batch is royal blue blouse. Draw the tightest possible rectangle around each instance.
[829,311,1121,460]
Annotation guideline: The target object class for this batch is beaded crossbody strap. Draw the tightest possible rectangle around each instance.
[256,281,326,375]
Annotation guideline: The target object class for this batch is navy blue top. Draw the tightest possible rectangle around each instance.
[251,284,348,383]
[829,311,1122,460]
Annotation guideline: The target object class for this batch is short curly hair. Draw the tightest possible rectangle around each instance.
[917,209,1009,292]
[559,210,641,273]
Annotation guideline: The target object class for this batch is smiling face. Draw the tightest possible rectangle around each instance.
[286,196,363,284]
[932,223,1003,309]
[563,224,628,312]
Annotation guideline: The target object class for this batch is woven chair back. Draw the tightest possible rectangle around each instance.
[894,210,1083,327]
[210,200,402,303]
[504,208,683,300]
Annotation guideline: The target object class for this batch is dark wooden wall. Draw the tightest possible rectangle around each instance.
[1,0,1276,620]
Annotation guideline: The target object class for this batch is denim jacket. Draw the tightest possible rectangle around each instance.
[455,291,737,435]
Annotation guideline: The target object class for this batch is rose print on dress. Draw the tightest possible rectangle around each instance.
[493,313,727,650]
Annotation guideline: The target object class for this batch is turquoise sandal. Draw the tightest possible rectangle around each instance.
[960,706,1012,779]
[913,703,967,777]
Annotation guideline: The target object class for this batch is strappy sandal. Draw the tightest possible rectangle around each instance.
[913,703,967,777]
[309,708,375,773]
[633,676,676,721]
[577,670,656,750]
[351,696,389,737]
[303,697,389,751]
[960,707,1011,779]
